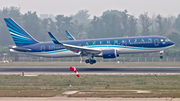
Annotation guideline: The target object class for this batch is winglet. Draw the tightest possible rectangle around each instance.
[65,30,76,40]
[48,32,63,45]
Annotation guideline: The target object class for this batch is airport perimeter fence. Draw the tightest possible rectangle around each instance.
[1,56,180,62]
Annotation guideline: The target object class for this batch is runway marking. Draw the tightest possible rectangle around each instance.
[62,91,78,95]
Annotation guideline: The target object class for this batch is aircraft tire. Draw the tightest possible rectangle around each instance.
[85,59,90,63]
[160,56,163,59]
[93,60,96,63]
[90,60,94,65]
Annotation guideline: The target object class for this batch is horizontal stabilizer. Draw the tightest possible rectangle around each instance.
[9,46,32,52]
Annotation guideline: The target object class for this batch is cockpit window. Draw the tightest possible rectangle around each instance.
[165,39,170,42]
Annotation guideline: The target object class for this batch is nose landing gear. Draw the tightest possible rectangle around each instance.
[160,56,163,59]
[160,51,163,59]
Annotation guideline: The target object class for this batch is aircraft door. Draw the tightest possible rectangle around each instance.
[154,39,159,46]
[41,45,45,52]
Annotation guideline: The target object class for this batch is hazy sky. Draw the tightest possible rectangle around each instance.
[0,0,180,18]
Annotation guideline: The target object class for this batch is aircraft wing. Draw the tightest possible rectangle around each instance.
[65,30,76,40]
[48,32,102,54]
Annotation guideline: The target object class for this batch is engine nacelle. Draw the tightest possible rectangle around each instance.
[103,49,117,59]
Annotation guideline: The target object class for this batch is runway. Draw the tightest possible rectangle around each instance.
[0,67,180,73]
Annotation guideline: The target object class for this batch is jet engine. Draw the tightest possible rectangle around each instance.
[102,49,118,58]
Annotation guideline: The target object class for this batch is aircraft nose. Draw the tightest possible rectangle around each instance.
[169,41,175,46]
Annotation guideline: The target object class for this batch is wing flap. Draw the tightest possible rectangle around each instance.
[63,43,102,53]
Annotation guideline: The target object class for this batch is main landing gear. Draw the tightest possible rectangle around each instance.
[85,54,96,65]
[85,59,96,64]
[160,51,163,59]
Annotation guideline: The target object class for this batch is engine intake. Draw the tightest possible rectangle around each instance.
[103,49,117,58]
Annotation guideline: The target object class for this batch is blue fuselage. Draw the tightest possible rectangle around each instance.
[10,36,174,58]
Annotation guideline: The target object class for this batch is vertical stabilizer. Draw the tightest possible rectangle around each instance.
[4,18,39,46]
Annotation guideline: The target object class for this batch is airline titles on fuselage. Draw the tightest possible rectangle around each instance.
[48,38,156,50]
[83,38,153,46]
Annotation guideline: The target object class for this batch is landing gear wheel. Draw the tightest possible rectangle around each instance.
[85,59,89,63]
[160,56,163,59]
[92,60,96,63]
[90,60,94,65]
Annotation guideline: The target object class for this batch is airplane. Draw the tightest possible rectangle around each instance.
[4,18,175,64]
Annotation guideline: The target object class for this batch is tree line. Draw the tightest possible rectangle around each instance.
[0,6,180,57]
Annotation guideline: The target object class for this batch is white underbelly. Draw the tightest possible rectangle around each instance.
[10,49,79,58]
[28,50,79,57]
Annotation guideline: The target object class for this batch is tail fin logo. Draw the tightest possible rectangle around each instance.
[4,18,39,46]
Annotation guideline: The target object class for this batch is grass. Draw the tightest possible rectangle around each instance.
[0,75,180,97]
[1,62,180,67]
